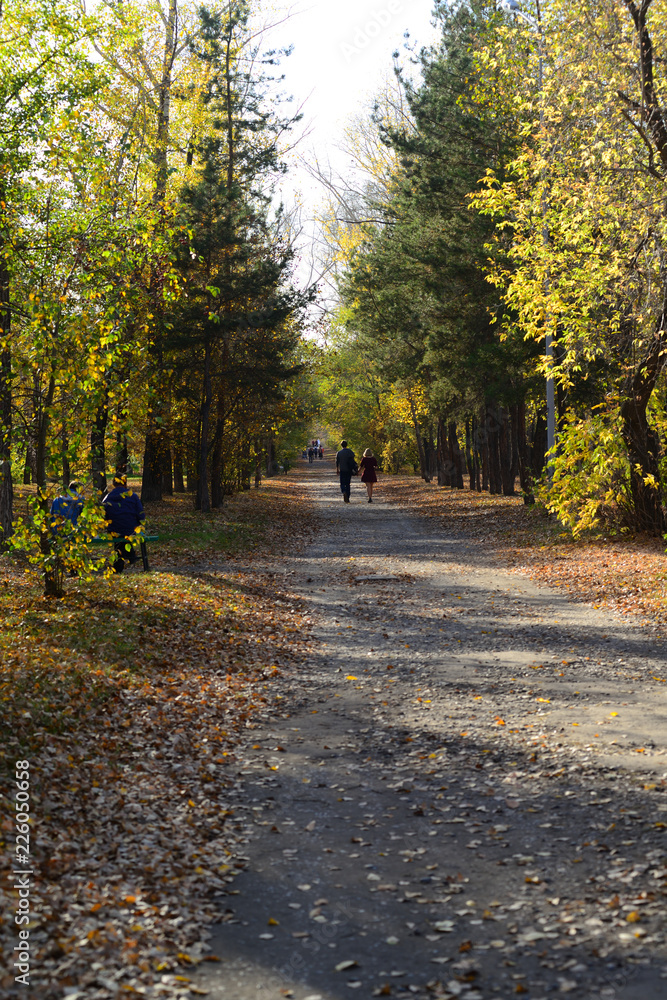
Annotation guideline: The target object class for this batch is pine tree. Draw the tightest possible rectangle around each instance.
[172,2,311,510]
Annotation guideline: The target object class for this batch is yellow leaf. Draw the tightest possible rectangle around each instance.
[335,960,358,972]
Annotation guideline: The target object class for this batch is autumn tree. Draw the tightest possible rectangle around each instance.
[325,1,541,493]
[170,2,311,510]
[0,0,104,536]
[474,0,667,533]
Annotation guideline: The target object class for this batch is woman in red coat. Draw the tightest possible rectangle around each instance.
[359,448,378,502]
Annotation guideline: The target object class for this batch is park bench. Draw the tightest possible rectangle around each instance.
[91,533,159,572]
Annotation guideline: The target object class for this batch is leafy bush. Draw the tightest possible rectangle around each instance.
[9,496,114,597]
[536,410,635,536]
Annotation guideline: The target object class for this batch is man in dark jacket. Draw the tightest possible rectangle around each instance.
[103,475,145,572]
[335,440,357,503]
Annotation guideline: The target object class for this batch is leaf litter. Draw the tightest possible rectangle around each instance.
[0,477,315,999]
[379,476,667,634]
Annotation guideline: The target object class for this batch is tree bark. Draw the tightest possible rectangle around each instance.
[436,417,449,486]
[408,391,430,482]
[142,0,179,505]
[154,0,177,206]
[0,203,12,541]
[254,437,262,488]
[173,418,185,492]
[161,434,173,495]
[499,407,515,496]
[470,416,481,491]
[265,435,276,477]
[91,401,108,493]
[510,404,520,495]
[465,419,474,489]
[210,413,225,506]
[480,406,489,492]
[197,341,212,513]
[448,421,464,488]
[173,447,184,492]
[486,402,502,495]
[516,401,534,504]
[35,374,56,492]
[61,424,71,489]
[142,408,164,502]
[115,428,128,476]
[619,317,667,534]
[531,409,547,481]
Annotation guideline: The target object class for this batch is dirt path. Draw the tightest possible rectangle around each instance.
[193,460,667,1000]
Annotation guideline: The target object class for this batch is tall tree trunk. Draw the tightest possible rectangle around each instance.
[499,407,515,496]
[142,0,178,505]
[61,424,71,489]
[408,390,429,482]
[0,217,12,540]
[115,428,128,475]
[198,341,212,513]
[254,436,262,488]
[192,414,201,505]
[480,406,489,492]
[436,417,448,486]
[35,374,56,492]
[531,409,547,481]
[173,417,185,492]
[620,322,667,534]
[210,413,225,506]
[516,401,534,504]
[470,415,481,491]
[486,402,502,495]
[154,0,177,207]
[265,435,275,477]
[161,434,173,495]
[142,408,164,502]
[424,425,437,481]
[91,401,108,493]
[510,404,520,495]
[23,449,33,485]
[448,421,464,489]
[465,419,474,490]
[173,447,184,492]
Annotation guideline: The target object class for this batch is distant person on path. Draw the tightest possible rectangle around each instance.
[359,448,378,502]
[308,447,314,463]
[335,440,357,503]
[103,474,145,572]
[319,446,324,459]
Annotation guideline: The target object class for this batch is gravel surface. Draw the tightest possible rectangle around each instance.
[193,461,667,1000]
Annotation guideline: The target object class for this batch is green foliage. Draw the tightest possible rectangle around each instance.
[317,0,538,487]
[535,410,634,537]
[471,0,667,532]
[9,496,113,597]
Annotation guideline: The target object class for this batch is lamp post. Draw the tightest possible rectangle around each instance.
[500,0,556,474]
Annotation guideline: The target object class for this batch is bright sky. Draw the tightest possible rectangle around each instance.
[261,0,440,277]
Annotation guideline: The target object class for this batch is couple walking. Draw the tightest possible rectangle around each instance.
[335,440,378,503]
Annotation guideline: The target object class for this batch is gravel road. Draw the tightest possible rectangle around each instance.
[194,460,667,1000]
